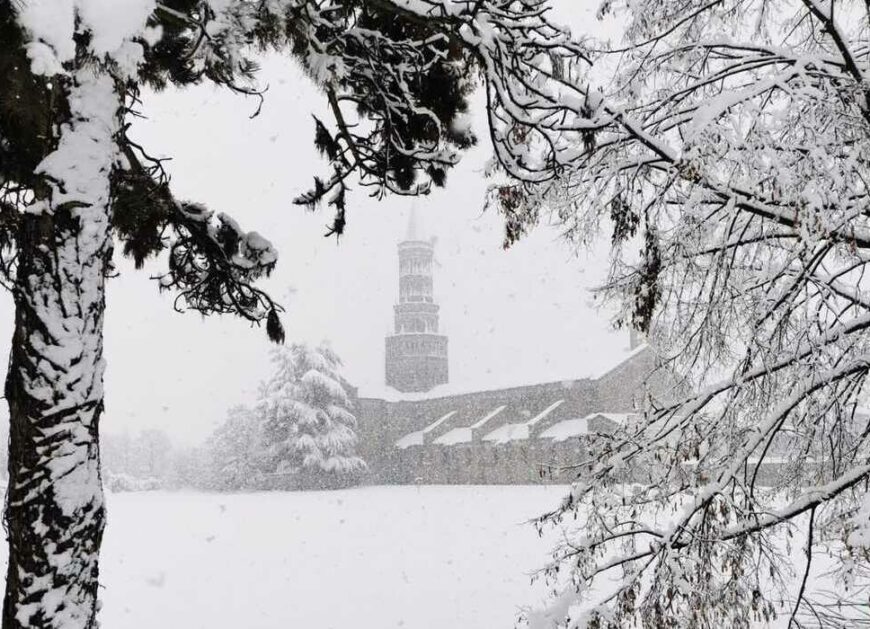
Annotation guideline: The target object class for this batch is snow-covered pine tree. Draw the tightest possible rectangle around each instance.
[258,343,365,489]
[0,0,588,625]
[206,405,266,491]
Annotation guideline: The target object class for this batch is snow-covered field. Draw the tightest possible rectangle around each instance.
[0,484,841,627]
[82,485,566,628]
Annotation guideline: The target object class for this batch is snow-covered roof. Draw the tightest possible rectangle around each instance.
[358,344,650,403]
[483,423,529,444]
[395,410,457,449]
[472,405,506,429]
[586,412,634,423]
[361,379,499,403]
[395,430,425,449]
[479,400,564,444]
[539,412,632,442]
[592,343,649,378]
[538,418,588,442]
[526,399,564,427]
[433,405,506,445]
[433,427,472,446]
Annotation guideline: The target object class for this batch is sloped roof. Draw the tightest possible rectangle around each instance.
[539,412,632,442]
[433,427,472,446]
[538,418,588,442]
[526,400,565,427]
[588,412,634,423]
[395,430,425,449]
[483,423,529,444]
[480,399,565,444]
[359,344,650,403]
[433,405,506,446]
[395,410,457,449]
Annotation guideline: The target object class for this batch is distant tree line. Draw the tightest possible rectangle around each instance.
[100,429,206,492]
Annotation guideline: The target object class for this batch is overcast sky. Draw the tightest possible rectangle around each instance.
[0,4,629,445]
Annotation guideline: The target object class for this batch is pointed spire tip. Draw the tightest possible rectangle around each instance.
[405,204,421,241]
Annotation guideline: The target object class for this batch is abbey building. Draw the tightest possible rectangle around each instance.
[355,209,664,484]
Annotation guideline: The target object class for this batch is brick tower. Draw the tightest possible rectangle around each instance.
[385,207,449,392]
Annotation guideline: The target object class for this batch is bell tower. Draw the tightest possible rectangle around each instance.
[385,207,449,392]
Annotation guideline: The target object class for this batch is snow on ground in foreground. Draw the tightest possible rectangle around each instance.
[91,485,568,628]
[0,484,853,627]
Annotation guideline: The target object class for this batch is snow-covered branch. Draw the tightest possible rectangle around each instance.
[530,0,870,626]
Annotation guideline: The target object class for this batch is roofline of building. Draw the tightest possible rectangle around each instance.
[358,376,593,405]
[360,343,650,404]
[397,240,434,249]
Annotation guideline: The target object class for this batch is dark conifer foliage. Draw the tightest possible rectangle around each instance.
[1,2,286,340]
[2,0,478,327]
[287,1,477,235]
[0,4,62,185]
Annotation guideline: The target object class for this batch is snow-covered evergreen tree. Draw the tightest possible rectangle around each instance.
[206,405,265,491]
[258,343,365,488]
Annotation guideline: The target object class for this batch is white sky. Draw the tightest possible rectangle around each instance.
[0,3,629,445]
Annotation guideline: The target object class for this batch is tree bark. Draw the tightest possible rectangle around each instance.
[2,69,117,629]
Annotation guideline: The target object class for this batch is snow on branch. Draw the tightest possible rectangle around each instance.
[116,136,284,341]
[527,0,870,626]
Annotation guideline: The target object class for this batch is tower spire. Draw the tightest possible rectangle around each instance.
[405,204,423,241]
[385,207,448,393]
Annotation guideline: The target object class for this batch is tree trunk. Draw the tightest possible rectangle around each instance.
[2,69,117,629]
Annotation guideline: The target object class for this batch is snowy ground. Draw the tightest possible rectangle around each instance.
[89,485,567,628]
[0,484,847,627]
